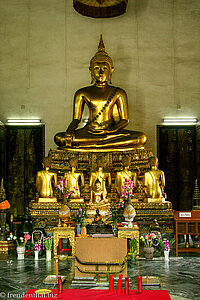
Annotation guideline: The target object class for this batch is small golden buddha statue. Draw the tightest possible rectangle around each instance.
[64,157,84,203]
[58,197,71,226]
[90,178,105,204]
[115,156,137,197]
[143,156,165,202]
[54,35,147,150]
[89,155,111,204]
[36,156,57,203]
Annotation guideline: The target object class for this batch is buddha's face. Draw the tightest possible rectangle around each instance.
[95,182,101,191]
[90,61,113,84]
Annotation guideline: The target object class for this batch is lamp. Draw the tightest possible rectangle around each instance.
[73,0,128,18]
[163,118,198,125]
[6,119,41,125]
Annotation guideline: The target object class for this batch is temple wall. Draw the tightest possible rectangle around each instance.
[0,0,200,155]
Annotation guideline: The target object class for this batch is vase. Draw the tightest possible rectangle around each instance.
[46,250,51,261]
[17,246,25,260]
[34,250,39,260]
[113,223,117,237]
[164,250,169,261]
[143,247,154,260]
[76,224,81,235]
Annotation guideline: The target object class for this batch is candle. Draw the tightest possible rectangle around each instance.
[58,276,63,294]
[125,277,129,295]
[109,275,114,292]
[138,276,142,294]
[117,274,122,295]
[56,259,59,279]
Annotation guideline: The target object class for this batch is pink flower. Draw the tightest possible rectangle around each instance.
[24,234,31,241]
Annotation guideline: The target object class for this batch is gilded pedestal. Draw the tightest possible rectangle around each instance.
[134,201,174,233]
[29,202,62,229]
[53,227,76,257]
[118,226,140,257]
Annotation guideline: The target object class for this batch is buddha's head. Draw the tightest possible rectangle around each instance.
[43,156,52,170]
[90,35,114,84]
[122,156,131,168]
[69,157,78,168]
[95,178,101,191]
[149,156,158,169]
[96,155,105,168]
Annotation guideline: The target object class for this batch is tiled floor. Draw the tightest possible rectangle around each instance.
[0,252,199,300]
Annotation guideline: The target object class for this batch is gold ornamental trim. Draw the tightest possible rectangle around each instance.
[29,202,62,210]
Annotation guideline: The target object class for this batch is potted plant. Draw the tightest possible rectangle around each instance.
[109,200,124,235]
[129,236,138,261]
[140,233,157,260]
[43,236,53,261]
[13,234,31,260]
[158,238,175,261]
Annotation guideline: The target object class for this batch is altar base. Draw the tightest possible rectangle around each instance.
[38,197,57,203]
[0,240,15,254]
[29,202,61,229]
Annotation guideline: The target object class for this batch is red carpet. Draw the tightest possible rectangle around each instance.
[22,289,171,299]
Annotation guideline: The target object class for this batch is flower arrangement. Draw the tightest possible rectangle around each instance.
[34,242,42,252]
[121,178,134,199]
[76,205,87,225]
[158,238,175,252]
[110,200,124,224]
[57,177,78,201]
[140,233,157,248]
[13,234,31,247]
[43,236,53,250]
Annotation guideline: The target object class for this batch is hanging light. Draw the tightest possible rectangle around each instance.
[73,0,128,18]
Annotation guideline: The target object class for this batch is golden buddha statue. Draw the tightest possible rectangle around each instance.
[143,156,165,202]
[115,155,137,197]
[36,156,57,203]
[89,156,111,204]
[54,35,147,150]
[90,178,105,204]
[58,197,71,226]
[63,157,84,203]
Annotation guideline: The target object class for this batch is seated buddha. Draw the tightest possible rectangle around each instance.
[54,35,147,150]
[115,155,137,197]
[36,156,57,203]
[89,155,111,205]
[143,156,166,202]
[63,157,84,203]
